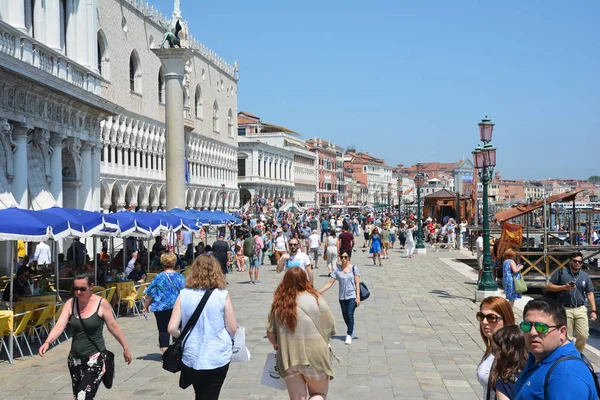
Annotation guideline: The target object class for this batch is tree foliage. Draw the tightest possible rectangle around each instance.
[589,176,600,184]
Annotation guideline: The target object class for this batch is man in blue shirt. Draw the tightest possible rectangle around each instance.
[514,298,598,399]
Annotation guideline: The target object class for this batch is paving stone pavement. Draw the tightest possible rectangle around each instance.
[0,245,496,399]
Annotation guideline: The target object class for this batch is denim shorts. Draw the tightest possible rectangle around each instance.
[249,256,261,269]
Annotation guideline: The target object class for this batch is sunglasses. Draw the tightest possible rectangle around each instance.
[571,259,583,264]
[289,243,299,246]
[476,312,503,323]
[73,286,88,293]
[520,321,560,334]
[340,256,349,259]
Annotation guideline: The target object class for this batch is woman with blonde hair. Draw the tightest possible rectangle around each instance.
[502,248,524,308]
[267,267,336,400]
[143,252,186,353]
[476,296,515,400]
[168,255,237,399]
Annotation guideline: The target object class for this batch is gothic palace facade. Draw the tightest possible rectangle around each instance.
[0,0,239,213]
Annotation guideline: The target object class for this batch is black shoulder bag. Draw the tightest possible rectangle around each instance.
[75,298,116,389]
[352,266,370,301]
[162,288,214,373]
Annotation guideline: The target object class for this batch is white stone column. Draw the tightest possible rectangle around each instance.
[65,0,77,59]
[102,144,108,164]
[49,133,64,207]
[45,0,62,51]
[152,48,194,210]
[8,0,27,32]
[87,0,98,71]
[91,143,101,210]
[75,0,88,66]
[33,0,45,41]
[12,125,29,208]
[79,141,92,209]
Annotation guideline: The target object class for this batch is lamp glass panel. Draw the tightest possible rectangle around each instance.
[479,123,494,142]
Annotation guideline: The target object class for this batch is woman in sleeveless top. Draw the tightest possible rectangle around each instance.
[324,229,338,276]
[369,227,382,266]
[168,255,237,400]
[40,270,132,400]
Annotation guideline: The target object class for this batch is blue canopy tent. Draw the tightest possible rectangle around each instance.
[211,210,242,225]
[37,207,120,235]
[0,207,76,364]
[196,209,229,225]
[156,210,202,230]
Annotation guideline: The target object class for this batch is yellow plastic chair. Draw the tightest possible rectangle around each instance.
[103,287,117,319]
[6,311,34,360]
[50,303,69,344]
[92,286,106,295]
[0,316,12,364]
[118,283,148,317]
[26,306,54,346]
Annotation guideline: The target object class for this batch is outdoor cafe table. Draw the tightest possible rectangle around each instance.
[0,310,13,334]
[106,281,136,301]
[14,298,57,321]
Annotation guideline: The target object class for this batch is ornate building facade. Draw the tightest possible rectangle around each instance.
[97,0,239,211]
[0,0,240,214]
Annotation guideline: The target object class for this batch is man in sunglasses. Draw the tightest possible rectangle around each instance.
[2,268,31,301]
[546,252,596,352]
[277,238,313,284]
[514,298,598,399]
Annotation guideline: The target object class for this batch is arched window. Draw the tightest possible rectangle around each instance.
[227,109,233,137]
[158,67,165,103]
[129,50,141,93]
[194,85,203,119]
[212,100,219,132]
[97,30,110,79]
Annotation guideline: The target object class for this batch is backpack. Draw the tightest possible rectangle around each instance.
[544,353,600,399]
[243,237,256,258]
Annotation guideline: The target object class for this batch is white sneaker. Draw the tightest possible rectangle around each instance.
[345,335,352,345]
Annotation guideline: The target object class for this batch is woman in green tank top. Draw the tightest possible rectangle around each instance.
[39,270,132,399]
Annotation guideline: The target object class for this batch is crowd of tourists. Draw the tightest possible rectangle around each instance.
[19,198,600,400]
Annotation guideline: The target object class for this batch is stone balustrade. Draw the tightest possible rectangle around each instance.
[0,20,102,95]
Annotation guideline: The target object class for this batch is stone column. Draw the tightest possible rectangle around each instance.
[45,0,62,51]
[152,48,194,210]
[33,0,45,41]
[65,0,77,59]
[91,143,101,210]
[8,0,27,32]
[49,133,64,207]
[75,0,88,66]
[79,141,92,209]
[86,0,98,72]
[12,125,29,208]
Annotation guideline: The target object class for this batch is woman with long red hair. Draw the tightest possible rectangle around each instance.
[267,267,336,400]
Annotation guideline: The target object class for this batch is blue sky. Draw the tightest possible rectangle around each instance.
[153,0,599,180]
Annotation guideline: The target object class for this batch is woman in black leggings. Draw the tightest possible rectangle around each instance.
[143,252,186,353]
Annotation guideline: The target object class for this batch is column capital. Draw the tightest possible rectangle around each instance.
[81,141,93,152]
[50,132,65,147]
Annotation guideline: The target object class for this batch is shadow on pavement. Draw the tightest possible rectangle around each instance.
[136,353,162,361]
[429,289,473,302]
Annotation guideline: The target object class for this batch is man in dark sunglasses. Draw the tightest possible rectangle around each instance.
[546,251,596,352]
[513,298,598,399]
[277,239,313,284]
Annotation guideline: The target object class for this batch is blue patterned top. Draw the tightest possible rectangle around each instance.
[146,271,186,312]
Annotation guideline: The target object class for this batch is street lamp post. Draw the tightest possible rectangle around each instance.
[415,163,426,253]
[220,184,227,212]
[398,188,403,216]
[473,116,499,301]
